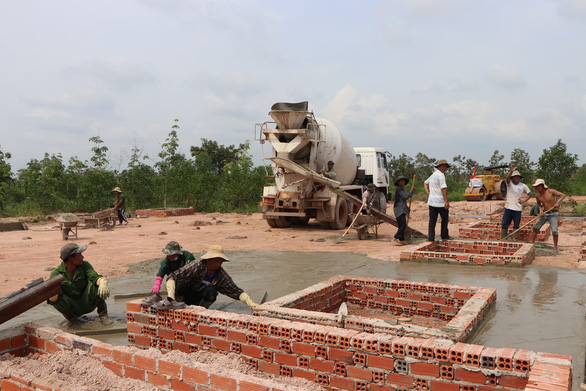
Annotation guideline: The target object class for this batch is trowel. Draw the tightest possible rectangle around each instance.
[259,291,268,305]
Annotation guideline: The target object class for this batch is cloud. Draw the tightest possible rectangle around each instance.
[485,64,527,90]
[64,58,155,90]
[557,0,586,22]
[394,0,469,18]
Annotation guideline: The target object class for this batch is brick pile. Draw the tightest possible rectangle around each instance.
[400,240,535,266]
[125,300,573,390]
[459,221,550,242]
[135,207,195,217]
[581,217,586,262]
[255,275,496,342]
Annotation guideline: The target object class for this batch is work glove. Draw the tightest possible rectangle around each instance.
[97,277,110,300]
[152,276,163,293]
[166,278,176,300]
[239,292,258,309]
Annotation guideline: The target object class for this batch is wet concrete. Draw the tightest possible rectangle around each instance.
[2,250,585,386]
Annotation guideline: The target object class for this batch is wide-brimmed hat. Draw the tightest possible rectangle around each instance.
[394,176,409,186]
[162,241,183,256]
[367,183,376,191]
[60,243,87,260]
[510,170,523,179]
[112,187,122,192]
[532,179,548,189]
[201,245,230,262]
[436,159,451,168]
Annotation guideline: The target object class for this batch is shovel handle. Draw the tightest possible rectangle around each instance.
[501,206,555,240]
[342,202,366,238]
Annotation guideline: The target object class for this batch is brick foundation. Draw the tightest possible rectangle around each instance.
[135,207,195,217]
[459,221,550,242]
[125,300,573,390]
[400,240,535,267]
[0,324,303,391]
[254,275,496,342]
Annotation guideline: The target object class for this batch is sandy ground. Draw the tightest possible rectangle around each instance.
[1,199,584,298]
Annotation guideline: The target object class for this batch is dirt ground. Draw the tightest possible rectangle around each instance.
[1,198,584,298]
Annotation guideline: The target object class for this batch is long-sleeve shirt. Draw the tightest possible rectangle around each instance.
[393,185,414,217]
[169,260,244,300]
[362,189,376,206]
[50,261,102,300]
[156,251,195,278]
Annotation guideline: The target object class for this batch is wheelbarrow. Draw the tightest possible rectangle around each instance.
[54,213,80,240]
[349,213,384,240]
[92,207,117,228]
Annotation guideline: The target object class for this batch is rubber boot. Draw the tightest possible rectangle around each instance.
[96,299,113,325]
[512,232,518,242]
[500,229,508,240]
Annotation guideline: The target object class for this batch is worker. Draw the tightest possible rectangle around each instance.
[392,176,415,245]
[112,187,128,225]
[423,159,450,242]
[142,241,196,305]
[501,164,532,240]
[362,183,377,214]
[156,245,258,310]
[320,160,337,180]
[48,243,111,325]
[530,179,566,252]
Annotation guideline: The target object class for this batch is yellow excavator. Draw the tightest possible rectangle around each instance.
[463,165,508,201]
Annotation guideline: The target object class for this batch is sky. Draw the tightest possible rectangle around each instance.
[1,0,585,174]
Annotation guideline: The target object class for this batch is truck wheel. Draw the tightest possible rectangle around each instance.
[330,196,348,230]
[266,218,279,228]
[374,192,387,214]
[275,216,292,228]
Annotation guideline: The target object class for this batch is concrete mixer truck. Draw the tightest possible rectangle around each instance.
[254,101,390,229]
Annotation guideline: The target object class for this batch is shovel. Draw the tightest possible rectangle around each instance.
[341,202,366,239]
[259,291,268,305]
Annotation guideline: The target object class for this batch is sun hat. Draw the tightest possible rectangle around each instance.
[532,179,548,189]
[162,241,183,256]
[436,159,451,168]
[60,243,87,260]
[112,187,122,192]
[510,170,523,179]
[201,245,230,261]
[367,183,376,191]
[394,176,409,186]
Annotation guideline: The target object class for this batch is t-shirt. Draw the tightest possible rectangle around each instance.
[424,169,447,208]
[505,182,531,211]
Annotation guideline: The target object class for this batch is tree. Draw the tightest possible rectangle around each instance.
[191,139,247,175]
[89,136,109,169]
[388,153,415,181]
[536,139,578,192]
[487,150,506,176]
[0,146,12,210]
[156,119,183,208]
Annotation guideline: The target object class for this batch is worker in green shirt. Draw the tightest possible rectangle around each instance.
[48,243,111,325]
[142,241,195,305]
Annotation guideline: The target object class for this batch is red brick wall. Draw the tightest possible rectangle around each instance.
[0,324,294,391]
[459,221,550,242]
[254,275,496,342]
[134,207,195,217]
[126,300,573,391]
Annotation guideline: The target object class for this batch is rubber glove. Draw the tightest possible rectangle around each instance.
[166,279,176,300]
[48,294,59,303]
[152,276,163,293]
[239,292,258,309]
[97,277,110,300]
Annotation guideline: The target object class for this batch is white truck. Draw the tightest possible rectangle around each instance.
[255,101,391,229]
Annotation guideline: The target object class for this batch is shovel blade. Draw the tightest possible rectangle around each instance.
[259,291,268,305]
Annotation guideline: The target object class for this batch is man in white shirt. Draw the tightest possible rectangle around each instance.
[423,159,450,241]
[501,164,532,240]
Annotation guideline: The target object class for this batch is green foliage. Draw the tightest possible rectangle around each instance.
[89,136,109,169]
[568,165,586,196]
[510,148,535,185]
[0,146,12,210]
[536,139,578,193]
[487,150,506,176]
[191,138,247,175]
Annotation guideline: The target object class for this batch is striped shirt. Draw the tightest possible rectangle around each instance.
[169,260,244,300]
[425,169,447,208]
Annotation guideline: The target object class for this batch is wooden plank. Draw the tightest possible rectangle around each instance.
[0,275,64,325]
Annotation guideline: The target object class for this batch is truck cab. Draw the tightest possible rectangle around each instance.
[354,147,390,196]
